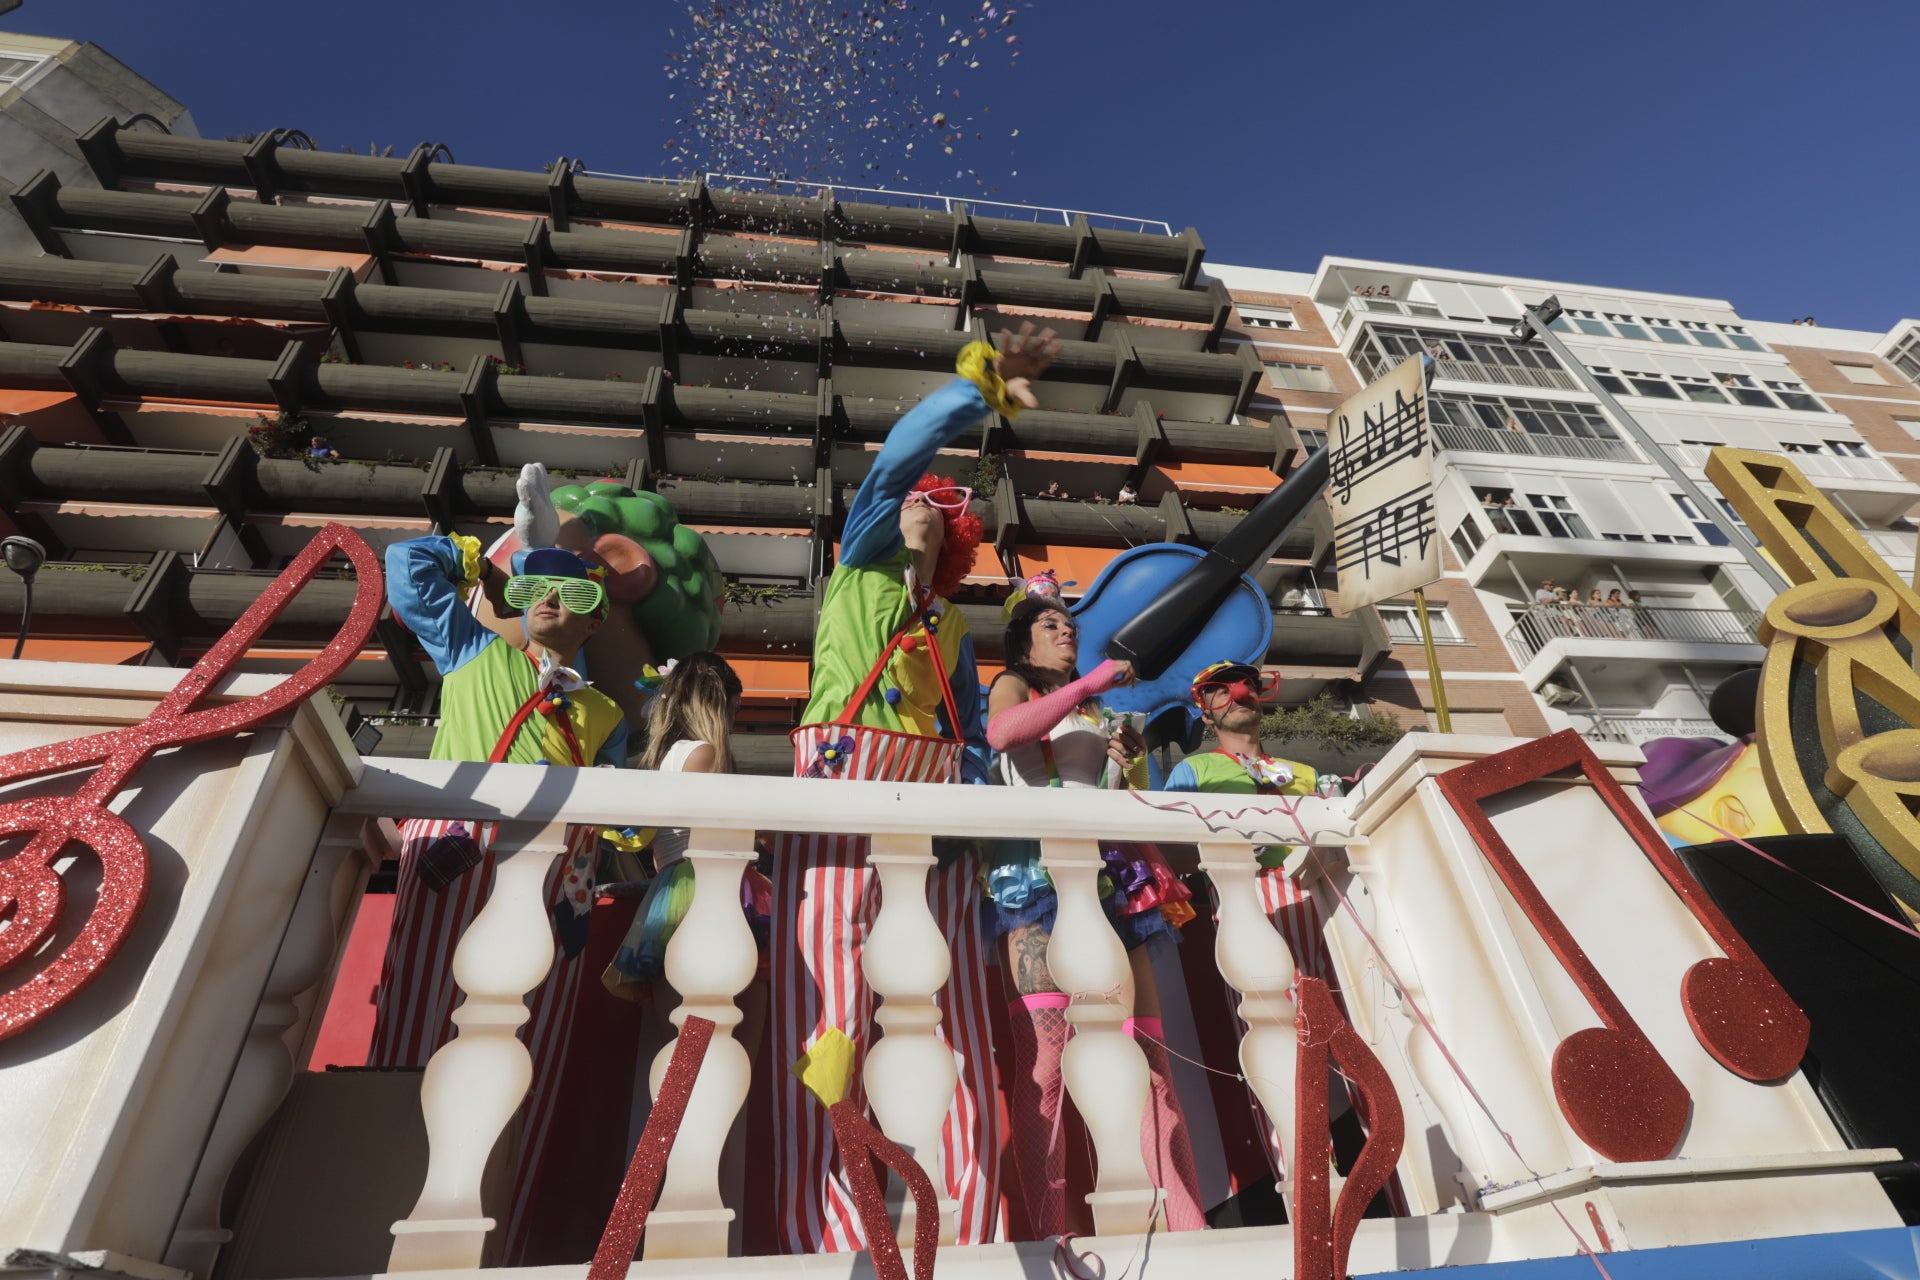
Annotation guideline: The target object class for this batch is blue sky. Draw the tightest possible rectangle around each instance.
[18,1,1917,330]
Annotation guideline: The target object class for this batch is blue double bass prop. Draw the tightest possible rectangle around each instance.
[1070,446,1331,732]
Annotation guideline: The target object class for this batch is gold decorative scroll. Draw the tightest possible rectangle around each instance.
[1705,448,1920,904]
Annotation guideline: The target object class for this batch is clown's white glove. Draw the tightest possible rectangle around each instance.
[514,462,560,550]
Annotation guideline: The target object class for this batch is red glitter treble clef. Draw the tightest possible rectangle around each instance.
[0,524,383,1040]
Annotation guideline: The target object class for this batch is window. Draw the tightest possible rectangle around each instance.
[1836,362,1892,386]
[1566,308,1612,337]
[1716,497,1761,547]
[1294,427,1329,449]
[1624,370,1680,399]
[0,54,45,83]
[1673,374,1728,404]
[1679,320,1728,348]
[1718,324,1765,352]
[1449,516,1485,564]
[1764,379,1823,411]
[1526,493,1592,540]
[1827,439,1870,457]
[1359,323,1566,378]
[1644,317,1690,345]
[1264,361,1336,393]
[1589,365,1631,395]
[1890,333,1920,386]
[1377,603,1462,643]
[1781,441,1823,454]
[1669,491,1728,546]
[1893,415,1920,440]
[1605,313,1651,341]
[1240,307,1295,331]
[1429,391,1622,442]
[1716,372,1776,408]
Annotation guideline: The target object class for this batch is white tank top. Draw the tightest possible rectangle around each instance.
[652,738,710,865]
[996,708,1118,790]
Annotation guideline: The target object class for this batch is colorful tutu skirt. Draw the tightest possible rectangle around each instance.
[603,844,773,998]
[980,840,1193,951]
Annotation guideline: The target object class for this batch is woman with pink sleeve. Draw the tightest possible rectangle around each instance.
[982,574,1205,1238]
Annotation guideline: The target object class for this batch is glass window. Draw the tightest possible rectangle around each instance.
[1240,307,1295,330]
[1627,372,1680,399]
[1646,318,1689,344]
[1526,493,1592,540]
[1589,366,1631,395]
[1890,335,1920,384]
[1294,427,1328,449]
[1549,315,1575,334]
[1719,325,1765,352]
[0,54,44,83]
[1893,416,1920,440]
[1764,380,1823,411]
[1716,498,1761,547]
[1827,439,1870,457]
[1376,605,1461,643]
[1264,361,1336,393]
[1675,376,1728,404]
[1604,313,1650,341]
[1575,318,1612,336]
[1781,441,1823,454]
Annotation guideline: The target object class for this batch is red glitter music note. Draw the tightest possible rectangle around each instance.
[0,524,383,1041]
[1433,730,1810,1163]
[589,1016,713,1280]
[1292,976,1404,1280]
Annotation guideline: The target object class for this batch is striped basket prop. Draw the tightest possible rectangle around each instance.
[791,721,962,785]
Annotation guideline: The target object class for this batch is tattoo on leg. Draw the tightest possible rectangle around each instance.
[1006,924,1061,996]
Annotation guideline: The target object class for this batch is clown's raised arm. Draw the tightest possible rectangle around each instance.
[385,533,497,675]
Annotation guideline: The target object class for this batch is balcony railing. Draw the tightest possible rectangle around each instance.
[1351,346,1579,393]
[1504,603,1762,663]
[1436,420,1642,463]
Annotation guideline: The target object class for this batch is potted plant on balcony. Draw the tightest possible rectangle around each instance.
[1250,693,1406,781]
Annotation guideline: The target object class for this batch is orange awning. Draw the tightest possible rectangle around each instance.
[206,244,375,276]
[729,656,811,699]
[15,638,151,664]
[1152,460,1281,495]
[0,389,78,415]
[1013,544,1119,595]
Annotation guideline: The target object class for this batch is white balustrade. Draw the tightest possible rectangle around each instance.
[645,826,760,1260]
[862,833,960,1246]
[389,820,570,1272]
[1197,839,1300,1205]
[1040,837,1159,1234]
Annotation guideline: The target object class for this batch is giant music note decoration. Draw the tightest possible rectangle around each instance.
[1292,976,1404,1280]
[0,523,383,1041]
[1434,731,1809,1163]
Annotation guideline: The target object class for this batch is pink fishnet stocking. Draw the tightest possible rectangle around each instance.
[1004,993,1070,1238]
[1128,1016,1207,1232]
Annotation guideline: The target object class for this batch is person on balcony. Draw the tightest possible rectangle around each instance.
[772,323,1058,1253]
[370,534,627,1260]
[1163,662,1332,1190]
[982,572,1206,1236]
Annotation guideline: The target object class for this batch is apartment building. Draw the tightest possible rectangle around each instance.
[1235,255,1920,745]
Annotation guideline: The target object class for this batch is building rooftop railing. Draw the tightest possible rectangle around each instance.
[1504,602,1762,664]
[579,169,1177,236]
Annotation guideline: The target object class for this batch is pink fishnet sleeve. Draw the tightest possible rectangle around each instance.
[987,659,1127,752]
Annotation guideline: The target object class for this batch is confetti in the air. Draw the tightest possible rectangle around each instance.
[660,0,1032,194]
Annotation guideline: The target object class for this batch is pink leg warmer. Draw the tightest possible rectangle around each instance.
[1004,992,1071,1239]
[1125,1016,1207,1232]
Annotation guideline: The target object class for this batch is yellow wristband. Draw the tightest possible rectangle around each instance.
[449,532,485,592]
[955,340,1024,420]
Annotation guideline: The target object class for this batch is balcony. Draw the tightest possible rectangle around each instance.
[1435,419,1643,464]
[8,659,1900,1280]
[1666,443,1906,485]
[1505,602,1763,669]
[1351,346,1581,394]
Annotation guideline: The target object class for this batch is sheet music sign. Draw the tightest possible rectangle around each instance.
[1327,356,1439,611]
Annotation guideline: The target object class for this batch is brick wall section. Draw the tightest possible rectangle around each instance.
[1366,670,1550,738]
[1223,289,1363,453]
[1772,343,1920,493]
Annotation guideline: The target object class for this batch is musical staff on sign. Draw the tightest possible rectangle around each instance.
[1325,357,1442,609]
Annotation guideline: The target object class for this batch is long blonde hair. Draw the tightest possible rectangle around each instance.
[640,651,742,773]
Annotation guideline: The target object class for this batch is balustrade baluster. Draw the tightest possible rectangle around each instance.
[645,826,760,1259]
[1197,839,1301,1207]
[862,832,960,1246]
[389,819,567,1272]
[1040,837,1158,1233]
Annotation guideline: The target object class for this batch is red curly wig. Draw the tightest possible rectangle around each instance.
[909,472,984,598]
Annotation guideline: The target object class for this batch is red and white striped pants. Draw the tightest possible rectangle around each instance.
[367,817,598,1264]
[769,833,1002,1251]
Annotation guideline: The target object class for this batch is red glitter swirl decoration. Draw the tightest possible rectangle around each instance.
[0,523,383,1041]
[827,1099,939,1280]
[1292,976,1404,1280]
[588,1015,714,1279]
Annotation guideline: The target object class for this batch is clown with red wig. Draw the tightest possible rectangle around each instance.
[770,324,1060,1253]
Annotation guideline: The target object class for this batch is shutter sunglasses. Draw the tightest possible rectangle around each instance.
[502,573,607,616]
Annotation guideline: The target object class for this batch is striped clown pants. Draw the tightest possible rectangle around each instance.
[367,816,599,1265]
[768,832,1003,1251]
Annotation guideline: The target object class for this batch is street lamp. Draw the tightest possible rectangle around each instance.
[2,535,47,659]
